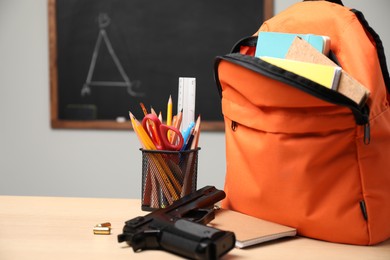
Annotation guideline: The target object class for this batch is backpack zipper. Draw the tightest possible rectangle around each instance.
[214,53,370,143]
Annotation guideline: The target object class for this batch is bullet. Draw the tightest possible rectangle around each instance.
[93,226,111,235]
[93,222,111,235]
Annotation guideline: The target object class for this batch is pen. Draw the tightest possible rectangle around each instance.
[181,121,195,150]
[184,134,194,151]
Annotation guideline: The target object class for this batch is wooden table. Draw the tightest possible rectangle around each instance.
[1,196,389,259]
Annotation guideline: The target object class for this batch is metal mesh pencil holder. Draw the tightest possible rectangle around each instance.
[140,148,200,211]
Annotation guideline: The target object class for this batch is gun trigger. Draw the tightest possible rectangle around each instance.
[182,208,215,225]
[197,208,215,225]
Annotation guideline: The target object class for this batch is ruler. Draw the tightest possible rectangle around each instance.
[177,77,196,131]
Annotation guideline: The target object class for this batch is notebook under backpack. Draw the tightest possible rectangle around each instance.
[214,0,390,245]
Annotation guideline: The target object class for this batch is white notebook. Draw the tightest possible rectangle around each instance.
[210,208,297,248]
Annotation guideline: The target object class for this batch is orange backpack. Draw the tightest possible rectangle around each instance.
[214,0,390,245]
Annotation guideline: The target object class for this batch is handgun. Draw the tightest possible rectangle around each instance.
[118,186,235,260]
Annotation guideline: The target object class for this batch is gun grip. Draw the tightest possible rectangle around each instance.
[158,219,235,259]
[130,230,161,252]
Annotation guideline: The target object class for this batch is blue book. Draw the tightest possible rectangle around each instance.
[255,32,330,59]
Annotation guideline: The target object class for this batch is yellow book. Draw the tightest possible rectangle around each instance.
[261,56,342,90]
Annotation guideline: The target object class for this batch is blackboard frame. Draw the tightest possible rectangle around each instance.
[48,0,274,131]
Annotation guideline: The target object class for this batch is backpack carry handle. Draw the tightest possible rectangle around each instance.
[304,0,343,6]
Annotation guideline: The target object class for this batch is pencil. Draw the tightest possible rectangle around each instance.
[181,115,201,197]
[167,95,173,140]
[172,110,183,145]
[150,172,159,208]
[140,102,148,116]
[191,115,201,149]
[167,95,172,126]
[129,111,156,206]
[130,112,181,201]
[140,104,161,146]
[150,107,158,116]
[130,112,177,203]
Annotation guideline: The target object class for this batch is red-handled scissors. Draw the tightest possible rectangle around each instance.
[142,113,184,151]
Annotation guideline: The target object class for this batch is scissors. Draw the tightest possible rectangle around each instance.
[142,113,184,151]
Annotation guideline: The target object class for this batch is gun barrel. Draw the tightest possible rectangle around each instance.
[164,185,225,218]
[126,186,225,227]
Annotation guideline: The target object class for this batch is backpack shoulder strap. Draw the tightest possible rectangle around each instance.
[351,9,390,93]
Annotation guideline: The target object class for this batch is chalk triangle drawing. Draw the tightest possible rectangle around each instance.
[81,13,143,97]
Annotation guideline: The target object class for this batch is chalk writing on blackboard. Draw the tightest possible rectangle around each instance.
[82,13,143,97]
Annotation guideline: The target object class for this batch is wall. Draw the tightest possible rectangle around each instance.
[0,0,389,198]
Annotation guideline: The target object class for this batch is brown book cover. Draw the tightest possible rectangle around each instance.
[286,36,370,106]
[210,209,297,248]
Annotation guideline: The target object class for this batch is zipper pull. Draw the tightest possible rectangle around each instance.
[362,105,370,145]
[364,122,370,145]
[231,121,237,131]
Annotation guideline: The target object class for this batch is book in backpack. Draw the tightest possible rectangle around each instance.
[214,0,390,245]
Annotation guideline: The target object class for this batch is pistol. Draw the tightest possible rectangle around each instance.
[118,186,235,260]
